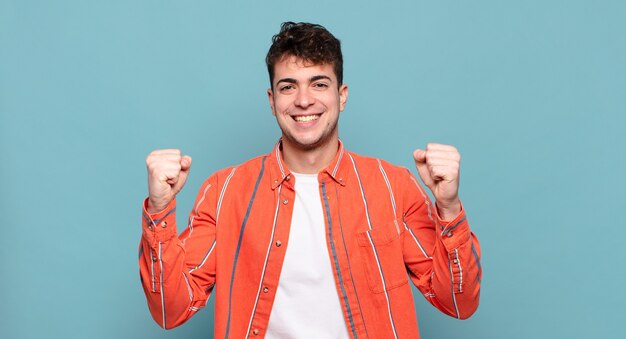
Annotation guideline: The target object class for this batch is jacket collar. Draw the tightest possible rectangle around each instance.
[268,139,350,190]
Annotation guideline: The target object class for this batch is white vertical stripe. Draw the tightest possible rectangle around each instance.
[185,171,231,278]
[150,248,156,292]
[158,241,166,328]
[183,183,212,244]
[216,168,237,224]
[403,222,431,259]
[348,153,372,230]
[189,240,216,273]
[245,186,282,337]
[366,232,399,339]
[408,175,434,222]
[275,142,285,177]
[455,249,463,293]
[377,160,400,235]
[448,258,460,319]
[182,272,193,302]
[331,144,344,176]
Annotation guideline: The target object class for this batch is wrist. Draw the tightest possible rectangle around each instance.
[147,198,168,214]
[436,198,461,221]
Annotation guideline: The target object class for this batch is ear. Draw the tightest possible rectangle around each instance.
[339,83,348,112]
[267,88,276,116]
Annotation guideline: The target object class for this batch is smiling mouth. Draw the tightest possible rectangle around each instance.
[292,114,322,122]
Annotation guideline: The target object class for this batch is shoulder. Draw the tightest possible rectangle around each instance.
[203,154,269,186]
[346,151,411,179]
[344,151,424,208]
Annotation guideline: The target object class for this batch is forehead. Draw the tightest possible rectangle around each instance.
[273,55,336,81]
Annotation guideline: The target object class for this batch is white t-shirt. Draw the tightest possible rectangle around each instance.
[266,172,350,339]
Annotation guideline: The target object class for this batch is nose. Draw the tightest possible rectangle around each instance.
[294,87,314,108]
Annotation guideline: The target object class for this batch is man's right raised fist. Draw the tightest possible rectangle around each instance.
[146,149,192,214]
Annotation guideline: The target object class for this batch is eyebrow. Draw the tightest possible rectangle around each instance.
[275,75,332,86]
[276,78,297,86]
[310,75,332,82]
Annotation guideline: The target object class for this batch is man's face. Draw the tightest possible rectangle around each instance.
[268,55,348,152]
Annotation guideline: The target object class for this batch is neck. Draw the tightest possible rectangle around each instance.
[281,137,339,174]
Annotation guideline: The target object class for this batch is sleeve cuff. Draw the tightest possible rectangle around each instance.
[141,198,179,245]
[435,202,470,251]
[434,201,464,224]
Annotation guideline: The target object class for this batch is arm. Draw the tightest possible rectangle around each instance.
[403,144,482,319]
[138,150,218,329]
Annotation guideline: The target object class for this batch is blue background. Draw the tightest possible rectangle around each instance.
[1,1,624,338]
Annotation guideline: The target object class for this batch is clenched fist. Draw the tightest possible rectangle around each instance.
[413,143,461,220]
[146,149,192,214]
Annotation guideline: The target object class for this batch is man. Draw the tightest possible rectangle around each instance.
[139,22,481,338]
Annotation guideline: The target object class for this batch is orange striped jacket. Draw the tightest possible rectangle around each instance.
[139,141,481,338]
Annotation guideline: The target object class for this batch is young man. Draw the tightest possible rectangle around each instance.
[139,22,481,338]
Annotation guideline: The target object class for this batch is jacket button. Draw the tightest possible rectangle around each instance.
[252,329,259,335]
[275,240,282,247]
[282,199,288,205]
[161,221,167,228]
[152,256,157,262]
[263,287,269,293]
[447,231,453,237]
[147,224,153,231]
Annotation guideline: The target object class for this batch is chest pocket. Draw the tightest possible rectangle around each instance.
[356,221,408,294]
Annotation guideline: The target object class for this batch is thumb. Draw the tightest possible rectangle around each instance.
[173,155,192,194]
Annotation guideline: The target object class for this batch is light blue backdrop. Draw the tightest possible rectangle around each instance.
[1,1,624,338]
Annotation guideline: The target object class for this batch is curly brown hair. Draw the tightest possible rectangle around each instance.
[266,22,343,89]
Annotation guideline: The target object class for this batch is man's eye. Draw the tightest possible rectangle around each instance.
[280,85,294,91]
[313,83,329,88]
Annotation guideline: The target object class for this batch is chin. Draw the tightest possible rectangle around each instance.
[281,133,319,150]
[293,133,337,151]
[280,123,338,151]
[292,138,322,150]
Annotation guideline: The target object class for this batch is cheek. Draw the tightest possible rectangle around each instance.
[273,98,290,113]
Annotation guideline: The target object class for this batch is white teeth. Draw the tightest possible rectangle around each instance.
[293,115,320,122]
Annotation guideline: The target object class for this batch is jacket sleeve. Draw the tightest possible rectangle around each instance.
[138,175,218,329]
[401,169,482,319]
